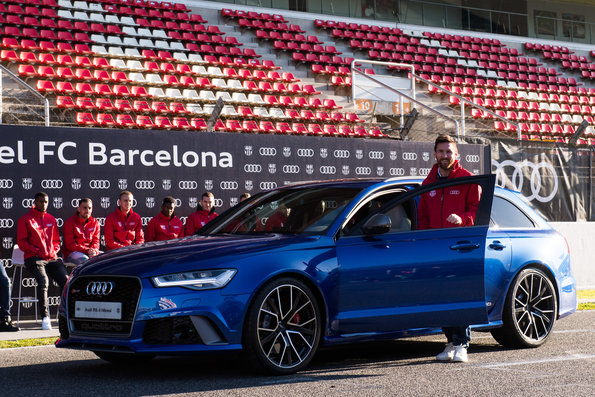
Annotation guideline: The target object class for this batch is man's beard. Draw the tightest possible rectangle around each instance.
[438,158,454,171]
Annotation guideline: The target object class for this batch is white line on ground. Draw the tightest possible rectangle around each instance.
[474,353,595,368]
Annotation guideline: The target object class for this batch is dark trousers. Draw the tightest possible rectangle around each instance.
[24,257,67,318]
[0,264,10,319]
[443,326,471,347]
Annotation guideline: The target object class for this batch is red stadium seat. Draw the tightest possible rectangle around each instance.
[76,112,96,126]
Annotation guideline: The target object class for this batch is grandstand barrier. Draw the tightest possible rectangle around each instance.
[551,222,595,289]
[0,124,489,319]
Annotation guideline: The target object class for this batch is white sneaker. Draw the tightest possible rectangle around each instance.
[436,343,455,361]
[452,345,468,362]
[41,317,52,330]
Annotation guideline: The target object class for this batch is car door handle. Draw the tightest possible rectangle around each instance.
[450,241,480,251]
[489,241,506,250]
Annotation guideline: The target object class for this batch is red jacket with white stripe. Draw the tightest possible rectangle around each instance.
[17,208,61,260]
[145,212,184,242]
[62,213,101,260]
[104,208,144,251]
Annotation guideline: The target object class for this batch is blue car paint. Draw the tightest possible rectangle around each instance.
[56,178,576,355]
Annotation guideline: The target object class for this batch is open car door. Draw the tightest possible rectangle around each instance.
[335,174,496,335]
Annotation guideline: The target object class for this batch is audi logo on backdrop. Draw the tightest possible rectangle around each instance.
[0,179,13,189]
[492,159,558,203]
[244,164,262,173]
[259,147,276,156]
[71,198,81,207]
[22,199,35,208]
[178,181,198,190]
[260,182,277,190]
[86,281,114,296]
[320,166,336,175]
[174,198,182,207]
[213,198,223,207]
[22,278,38,288]
[333,150,350,158]
[0,259,12,268]
[89,180,110,189]
[0,219,14,228]
[283,165,300,174]
[355,167,372,175]
[297,148,314,157]
[402,152,418,161]
[48,296,61,306]
[220,181,239,190]
[56,218,64,227]
[135,180,155,189]
[368,151,384,160]
[141,217,151,226]
[41,179,63,189]
[96,217,105,226]
[419,168,431,176]
[466,154,480,163]
[390,168,406,176]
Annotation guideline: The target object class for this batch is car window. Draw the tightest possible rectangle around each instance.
[342,190,405,235]
[490,196,535,229]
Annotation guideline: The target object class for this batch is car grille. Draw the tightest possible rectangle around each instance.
[68,275,141,337]
[143,316,203,345]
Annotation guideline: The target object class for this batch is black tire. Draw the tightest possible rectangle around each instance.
[491,268,557,348]
[94,351,155,365]
[243,277,322,375]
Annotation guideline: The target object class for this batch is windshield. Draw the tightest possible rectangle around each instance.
[204,187,363,235]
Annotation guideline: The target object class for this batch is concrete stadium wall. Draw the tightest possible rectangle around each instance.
[551,222,595,290]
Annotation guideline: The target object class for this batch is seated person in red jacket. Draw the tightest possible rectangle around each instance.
[62,198,101,265]
[104,190,144,251]
[145,196,184,242]
[262,204,290,232]
[185,192,218,235]
[17,192,67,331]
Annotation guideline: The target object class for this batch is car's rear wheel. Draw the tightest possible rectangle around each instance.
[491,268,557,348]
[94,351,155,365]
[244,277,321,375]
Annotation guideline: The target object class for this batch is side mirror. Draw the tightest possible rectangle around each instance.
[362,214,392,235]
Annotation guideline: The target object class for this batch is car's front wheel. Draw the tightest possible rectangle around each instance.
[244,277,321,375]
[491,267,557,348]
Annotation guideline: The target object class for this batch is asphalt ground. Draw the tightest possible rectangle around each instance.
[0,310,593,397]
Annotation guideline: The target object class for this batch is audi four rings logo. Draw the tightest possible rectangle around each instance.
[390,168,406,176]
[419,168,431,176]
[260,182,277,190]
[89,180,110,189]
[402,152,418,160]
[283,165,300,174]
[492,159,558,203]
[466,154,480,163]
[355,167,372,175]
[259,147,277,156]
[41,179,63,189]
[174,198,182,207]
[96,217,105,226]
[48,296,61,306]
[71,198,81,207]
[320,166,336,174]
[22,278,38,288]
[141,217,151,226]
[213,198,223,207]
[56,218,63,227]
[368,151,384,160]
[22,198,35,208]
[0,219,14,228]
[86,281,114,296]
[333,150,350,158]
[0,259,12,268]
[135,180,155,189]
[220,181,239,190]
[0,179,13,189]
[178,181,198,190]
[297,148,314,157]
[244,164,262,173]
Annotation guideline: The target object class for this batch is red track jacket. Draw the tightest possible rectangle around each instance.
[17,208,60,260]
[104,208,144,250]
[145,212,184,242]
[185,210,218,235]
[62,213,101,260]
[417,160,481,230]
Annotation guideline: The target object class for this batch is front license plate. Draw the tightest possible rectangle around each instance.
[75,301,122,320]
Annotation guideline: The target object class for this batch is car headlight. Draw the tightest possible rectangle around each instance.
[151,269,236,290]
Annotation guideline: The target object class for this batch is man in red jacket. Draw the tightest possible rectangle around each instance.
[417,135,481,363]
[185,192,218,235]
[62,198,101,265]
[104,190,144,251]
[145,196,184,242]
[17,192,67,330]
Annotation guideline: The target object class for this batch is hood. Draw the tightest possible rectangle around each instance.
[74,233,320,278]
